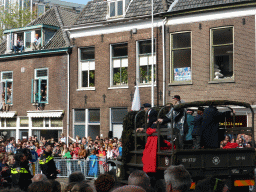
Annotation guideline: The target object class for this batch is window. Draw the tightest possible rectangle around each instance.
[73,109,100,139]
[6,118,16,127]
[108,0,124,18]
[111,43,128,86]
[170,32,191,83]
[32,117,63,127]
[211,27,234,80]
[20,117,29,127]
[111,108,127,138]
[1,71,13,105]
[31,68,48,104]
[137,40,156,85]
[79,47,95,89]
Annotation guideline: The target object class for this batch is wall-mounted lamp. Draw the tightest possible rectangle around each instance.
[132,28,137,34]
[199,23,202,30]
[101,34,104,42]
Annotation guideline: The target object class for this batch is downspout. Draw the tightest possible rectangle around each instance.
[162,17,167,105]
[66,51,70,147]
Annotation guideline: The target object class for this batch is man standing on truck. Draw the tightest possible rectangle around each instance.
[136,103,158,132]
[157,95,186,149]
[200,105,231,149]
[191,107,204,149]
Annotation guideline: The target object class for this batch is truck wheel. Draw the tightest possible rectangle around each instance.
[154,179,166,192]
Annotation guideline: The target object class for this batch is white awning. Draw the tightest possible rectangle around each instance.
[0,111,17,118]
[27,110,64,118]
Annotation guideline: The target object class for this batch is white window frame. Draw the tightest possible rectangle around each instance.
[1,71,13,105]
[210,26,234,82]
[107,0,125,19]
[110,43,128,88]
[73,109,100,138]
[78,47,95,91]
[170,31,192,84]
[136,39,156,87]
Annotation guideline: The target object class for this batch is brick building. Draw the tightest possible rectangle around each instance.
[66,0,169,139]
[66,0,256,139]
[164,0,256,130]
[0,7,77,140]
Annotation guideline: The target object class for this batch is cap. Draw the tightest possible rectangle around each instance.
[172,95,180,101]
[143,103,151,108]
[198,107,204,112]
[45,142,53,147]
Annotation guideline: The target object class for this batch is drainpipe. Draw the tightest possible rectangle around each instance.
[66,51,70,147]
[162,17,167,105]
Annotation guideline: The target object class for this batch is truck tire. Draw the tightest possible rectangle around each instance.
[154,179,166,192]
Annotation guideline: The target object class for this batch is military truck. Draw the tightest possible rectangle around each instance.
[107,100,255,191]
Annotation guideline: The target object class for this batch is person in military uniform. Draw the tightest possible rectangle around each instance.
[39,142,60,180]
[11,152,33,191]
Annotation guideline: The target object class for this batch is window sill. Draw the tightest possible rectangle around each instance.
[32,103,49,106]
[108,86,128,90]
[76,88,95,91]
[168,82,192,86]
[208,79,235,84]
[137,84,156,88]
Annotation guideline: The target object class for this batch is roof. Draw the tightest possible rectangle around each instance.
[0,6,78,54]
[168,0,255,12]
[74,0,169,25]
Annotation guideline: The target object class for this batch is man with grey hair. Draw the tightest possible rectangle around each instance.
[164,165,191,192]
[128,170,153,192]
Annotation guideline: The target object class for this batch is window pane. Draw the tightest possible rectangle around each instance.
[40,79,47,103]
[89,109,100,123]
[213,45,233,79]
[110,2,115,17]
[139,40,155,54]
[112,108,127,123]
[89,71,95,87]
[173,49,191,68]
[172,32,191,49]
[113,44,128,57]
[81,47,95,61]
[88,125,100,140]
[20,117,29,127]
[2,72,12,80]
[6,118,16,127]
[51,118,63,127]
[36,69,47,78]
[6,82,12,104]
[25,32,31,48]
[74,109,85,123]
[74,125,85,139]
[32,118,43,127]
[82,71,88,87]
[1,119,4,127]
[45,118,49,127]
[213,28,233,45]
[117,0,123,15]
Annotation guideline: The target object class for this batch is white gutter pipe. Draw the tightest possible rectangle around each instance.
[66,51,70,147]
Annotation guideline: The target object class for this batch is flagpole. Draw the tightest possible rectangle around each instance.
[151,0,154,107]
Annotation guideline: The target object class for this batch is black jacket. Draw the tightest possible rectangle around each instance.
[11,162,32,191]
[39,150,58,179]
[145,108,158,128]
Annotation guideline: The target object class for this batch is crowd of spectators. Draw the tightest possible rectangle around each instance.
[220,134,252,149]
[0,134,123,162]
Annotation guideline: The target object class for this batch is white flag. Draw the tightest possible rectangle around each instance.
[131,85,141,111]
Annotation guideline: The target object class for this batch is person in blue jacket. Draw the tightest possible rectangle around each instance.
[87,150,98,177]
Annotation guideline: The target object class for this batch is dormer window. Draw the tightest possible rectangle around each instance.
[4,24,59,54]
[108,0,124,18]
